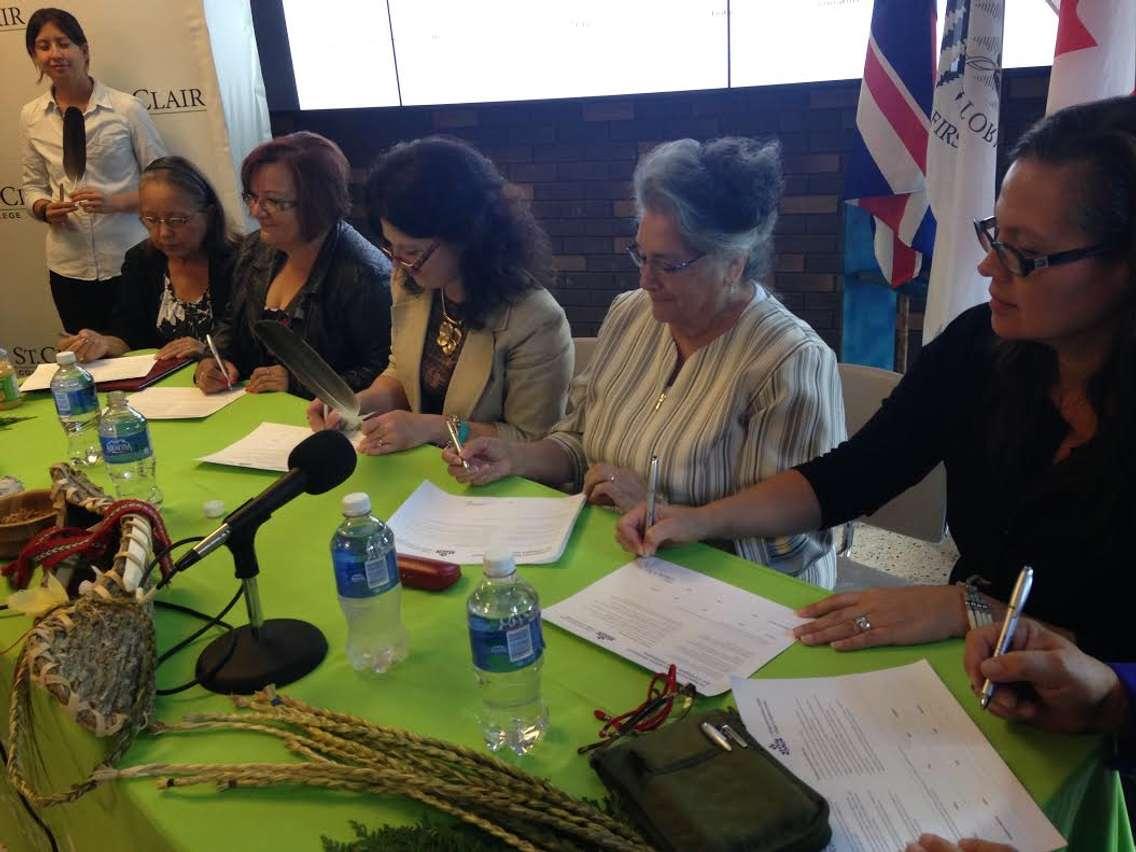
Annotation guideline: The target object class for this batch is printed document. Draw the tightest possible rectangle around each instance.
[387,480,584,564]
[730,661,1065,851]
[544,557,805,696]
[199,423,362,472]
[127,386,246,419]
[20,354,156,391]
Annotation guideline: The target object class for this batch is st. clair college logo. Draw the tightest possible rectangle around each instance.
[134,87,207,114]
[0,6,25,30]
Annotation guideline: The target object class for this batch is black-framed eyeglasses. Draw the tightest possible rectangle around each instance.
[626,244,705,276]
[973,217,1114,277]
[242,192,298,215]
[380,239,440,274]
[139,211,200,230]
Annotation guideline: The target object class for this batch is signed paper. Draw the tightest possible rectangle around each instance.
[730,661,1065,851]
[128,386,246,419]
[198,423,362,472]
[387,480,584,564]
[20,354,157,391]
[543,557,806,696]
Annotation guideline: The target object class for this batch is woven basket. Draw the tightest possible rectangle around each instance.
[0,489,56,559]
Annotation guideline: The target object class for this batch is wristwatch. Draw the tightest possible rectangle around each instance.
[958,575,994,630]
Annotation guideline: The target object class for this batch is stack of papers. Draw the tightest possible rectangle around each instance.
[128,386,245,419]
[20,354,156,391]
[388,480,585,565]
[544,557,805,695]
[731,661,1066,851]
[199,422,362,472]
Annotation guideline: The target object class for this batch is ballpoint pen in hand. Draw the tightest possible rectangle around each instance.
[644,454,659,534]
[446,415,470,470]
[205,333,231,390]
[979,565,1034,710]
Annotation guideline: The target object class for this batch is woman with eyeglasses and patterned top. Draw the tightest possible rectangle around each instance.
[444,137,846,588]
[619,97,1136,661]
[307,136,572,453]
[58,156,236,362]
[195,132,392,396]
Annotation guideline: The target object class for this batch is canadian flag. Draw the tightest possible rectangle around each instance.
[1046,0,1136,113]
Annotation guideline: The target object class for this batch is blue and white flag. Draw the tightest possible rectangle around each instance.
[923,0,1005,343]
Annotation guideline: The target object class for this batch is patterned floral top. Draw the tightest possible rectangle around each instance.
[154,274,213,343]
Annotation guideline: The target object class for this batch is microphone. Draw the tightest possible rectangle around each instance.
[175,430,356,574]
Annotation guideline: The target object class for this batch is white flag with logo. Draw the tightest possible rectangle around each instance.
[1047,0,1136,114]
[923,0,1005,343]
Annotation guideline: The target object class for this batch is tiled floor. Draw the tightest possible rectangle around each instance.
[842,522,958,586]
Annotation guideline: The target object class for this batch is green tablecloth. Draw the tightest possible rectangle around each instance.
[1,366,1132,851]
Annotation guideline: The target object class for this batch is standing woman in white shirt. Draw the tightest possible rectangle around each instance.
[19,8,167,334]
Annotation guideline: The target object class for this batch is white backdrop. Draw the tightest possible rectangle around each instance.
[0,1,269,375]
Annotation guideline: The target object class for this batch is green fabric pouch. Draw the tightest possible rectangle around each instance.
[589,708,831,852]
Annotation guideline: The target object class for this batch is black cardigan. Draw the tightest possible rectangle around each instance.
[797,304,1134,661]
[212,220,392,397]
[106,240,236,350]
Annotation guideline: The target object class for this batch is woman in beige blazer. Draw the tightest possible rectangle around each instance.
[307,136,572,453]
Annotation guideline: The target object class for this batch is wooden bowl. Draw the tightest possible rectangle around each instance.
[0,490,56,559]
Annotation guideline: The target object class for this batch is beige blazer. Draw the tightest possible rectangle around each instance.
[383,280,574,441]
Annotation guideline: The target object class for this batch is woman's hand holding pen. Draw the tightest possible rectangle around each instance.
[443,437,515,485]
[615,501,709,555]
[194,357,239,394]
[963,618,1128,734]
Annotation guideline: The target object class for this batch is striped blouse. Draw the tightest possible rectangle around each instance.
[548,286,846,588]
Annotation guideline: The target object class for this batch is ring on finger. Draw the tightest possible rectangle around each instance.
[853,614,872,633]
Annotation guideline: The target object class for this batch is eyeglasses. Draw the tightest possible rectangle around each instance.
[380,239,440,274]
[139,212,200,230]
[627,244,706,276]
[973,217,1114,277]
[242,192,298,215]
[578,664,697,753]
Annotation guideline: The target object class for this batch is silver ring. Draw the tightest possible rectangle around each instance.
[853,614,872,633]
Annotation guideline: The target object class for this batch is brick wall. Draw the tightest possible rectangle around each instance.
[270,68,1051,354]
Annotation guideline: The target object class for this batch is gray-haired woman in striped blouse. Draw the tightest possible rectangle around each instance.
[443,137,846,588]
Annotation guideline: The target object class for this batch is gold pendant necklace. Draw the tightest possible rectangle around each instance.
[437,291,464,357]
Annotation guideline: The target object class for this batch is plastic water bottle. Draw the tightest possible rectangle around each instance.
[468,547,547,754]
[98,391,163,505]
[0,347,21,410]
[50,351,101,466]
[330,492,408,673]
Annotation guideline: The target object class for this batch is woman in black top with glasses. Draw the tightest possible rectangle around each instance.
[57,156,236,362]
[620,96,1136,661]
[195,132,392,396]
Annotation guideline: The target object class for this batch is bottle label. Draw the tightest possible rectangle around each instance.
[0,373,18,403]
[52,385,97,416]
[100,430,153,463]
[333,549,399,598]
[468,610,544,672]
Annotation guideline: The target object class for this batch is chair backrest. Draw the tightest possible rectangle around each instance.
[572,337,598,379]
[838,363,947,543]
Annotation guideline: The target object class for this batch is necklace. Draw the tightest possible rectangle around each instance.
[437,291,465,357]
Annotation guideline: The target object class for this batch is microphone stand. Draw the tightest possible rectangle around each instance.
[194,524,327,695]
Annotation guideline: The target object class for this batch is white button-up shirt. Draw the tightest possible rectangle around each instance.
[20,80,167,281]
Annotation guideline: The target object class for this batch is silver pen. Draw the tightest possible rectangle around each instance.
[980,565,1034,709]
[700,721,732,752]
[644,454,660,533]
[205,333,231,390]
[445,415,470,470]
